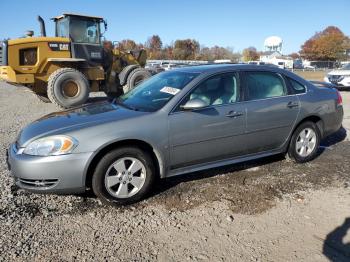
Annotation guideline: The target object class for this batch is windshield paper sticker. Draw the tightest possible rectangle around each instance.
[160,86,181,95]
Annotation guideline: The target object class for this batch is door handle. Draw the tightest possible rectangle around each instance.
[287,101,299,108]
[226,111,243,118]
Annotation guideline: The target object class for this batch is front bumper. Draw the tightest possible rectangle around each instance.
[7,143,93,194]
[0,66,34,84]
[324,76,350,87]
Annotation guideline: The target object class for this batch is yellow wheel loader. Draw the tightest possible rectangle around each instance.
[0,13,151,108]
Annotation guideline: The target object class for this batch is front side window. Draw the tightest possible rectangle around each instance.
[118,71,199,112]
[70,18,99,44]
[244,72,286,101]
[179,73,239,108]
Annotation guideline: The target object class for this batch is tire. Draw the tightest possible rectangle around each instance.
[92,147,156,206]
[288,121,321,163]
[47,68,90,109]
[126,68,151,92]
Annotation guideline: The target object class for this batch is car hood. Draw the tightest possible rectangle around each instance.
[16,101,147,146]
[328,70,350,76]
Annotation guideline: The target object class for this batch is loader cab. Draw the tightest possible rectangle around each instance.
[53,13,106,65]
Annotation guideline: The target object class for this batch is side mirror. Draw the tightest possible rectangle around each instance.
[101,20,107,36]
[181,98,209,110]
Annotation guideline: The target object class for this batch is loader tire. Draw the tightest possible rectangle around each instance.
[126,68,151,92]
[48,68,90,109]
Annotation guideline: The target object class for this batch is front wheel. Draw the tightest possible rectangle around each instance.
[92,147,156,206]
[288,121,321,163]
[47,68,90,109]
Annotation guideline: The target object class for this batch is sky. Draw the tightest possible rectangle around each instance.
[0,0,349,54]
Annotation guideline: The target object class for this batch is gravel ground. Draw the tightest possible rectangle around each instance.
[0,82,350,261]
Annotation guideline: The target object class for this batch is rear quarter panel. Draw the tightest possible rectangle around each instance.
[296,83,342,137]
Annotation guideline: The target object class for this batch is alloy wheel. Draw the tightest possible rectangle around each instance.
[295,128,317,157]
[104,157,146,198]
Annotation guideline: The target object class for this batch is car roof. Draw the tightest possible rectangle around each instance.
[171,63,310,85]
[172,63,285,74]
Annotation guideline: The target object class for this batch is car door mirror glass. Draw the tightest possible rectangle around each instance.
[181,98,209,110]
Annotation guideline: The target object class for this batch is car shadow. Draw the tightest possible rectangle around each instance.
[319,126,347,151]
[323,217,350,261]
[149,153,285,199]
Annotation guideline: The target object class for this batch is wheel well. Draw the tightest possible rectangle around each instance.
[84,139,160,188]
[294,115,324,138]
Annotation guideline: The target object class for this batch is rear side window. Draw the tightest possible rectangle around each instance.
[244,72,286,101]
[288,77,306,94]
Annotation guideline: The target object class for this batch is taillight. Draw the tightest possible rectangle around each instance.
[336,89,343,106]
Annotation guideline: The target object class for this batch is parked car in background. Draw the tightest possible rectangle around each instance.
[161,63,178,71]
[7,64,343,206]
[324,63,350,89]
[145,63,165,75]
[293,59,304,69]
[248,61,265,65]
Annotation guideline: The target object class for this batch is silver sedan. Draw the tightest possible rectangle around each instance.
[7,64,344,206]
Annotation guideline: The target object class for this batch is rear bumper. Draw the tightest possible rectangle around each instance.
[7,143,93,194]
[323,106,344,138]
[0,66,34,84]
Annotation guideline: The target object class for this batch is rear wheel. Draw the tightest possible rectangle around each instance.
[288,121,321,163]
[126,68,151,92]
[47,68,90,109]
[92,147,156,206]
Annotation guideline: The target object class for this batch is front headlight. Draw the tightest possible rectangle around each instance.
[22,135,78,156]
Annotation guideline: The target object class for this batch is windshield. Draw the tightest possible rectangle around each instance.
[70,18,100,44]
[118,71,199,112]
[341,63,350,70]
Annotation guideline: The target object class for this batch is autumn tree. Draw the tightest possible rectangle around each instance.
[300,26,350,61]
[173,39,200,60]
[145,35,163,59]
[118,39,137,51]
[197,46,241,61]
[289,52,300,59]
[242,47,259,61]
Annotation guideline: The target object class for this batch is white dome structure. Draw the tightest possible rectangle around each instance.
[264,36,283,53]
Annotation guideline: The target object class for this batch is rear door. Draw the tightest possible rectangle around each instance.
[168,72,247,169]
[242,71,300,153]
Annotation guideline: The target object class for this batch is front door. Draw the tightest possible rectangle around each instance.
[168,72,247,169]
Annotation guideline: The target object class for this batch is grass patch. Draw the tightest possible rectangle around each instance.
[293,70,328,81]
